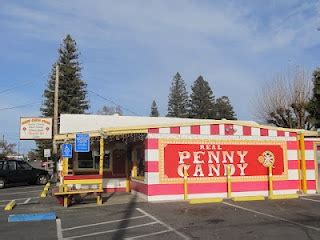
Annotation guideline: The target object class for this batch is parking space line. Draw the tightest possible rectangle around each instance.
[223,202,320,232]
[0,190,39,195]
[0,197,39,202]
[125,229,172,239]
[67,221,158,239]
[136,208,190,240]
[23,198,31,204]
[63,215,147,231]
[56,219,63,240]
[301,197,320,203]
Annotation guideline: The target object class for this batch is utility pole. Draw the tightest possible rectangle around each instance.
[53,64,59,173]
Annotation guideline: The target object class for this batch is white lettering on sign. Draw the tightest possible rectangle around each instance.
[177,145,249,178]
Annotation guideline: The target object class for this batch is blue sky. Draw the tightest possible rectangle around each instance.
[0,0,320,154]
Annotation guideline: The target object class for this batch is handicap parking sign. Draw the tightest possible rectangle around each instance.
[62,144,73,158]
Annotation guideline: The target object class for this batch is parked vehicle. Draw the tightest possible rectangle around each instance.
[0,159,49,189]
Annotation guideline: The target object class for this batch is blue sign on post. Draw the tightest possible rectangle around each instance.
[61,144,72,158]
[75,133,90,152]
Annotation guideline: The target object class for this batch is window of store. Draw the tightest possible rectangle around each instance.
[75,142,125,172]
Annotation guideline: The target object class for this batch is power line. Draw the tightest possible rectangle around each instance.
[0,80,36,94]
[0,101,42,111]
[88,89,141,116]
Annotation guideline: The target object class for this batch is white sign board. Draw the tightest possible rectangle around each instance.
[20,117,53,140]
[44,149,51,158]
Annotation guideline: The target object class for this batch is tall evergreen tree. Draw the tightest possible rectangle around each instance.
[167,72,189,118]
[150,100,159,117]
[214,96,237,120]
[37,34,89,158]
[308,69,320,128]
[189,75,215,119]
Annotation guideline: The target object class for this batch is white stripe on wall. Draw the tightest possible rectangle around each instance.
[285,132,290,137]
[287,150,298,160]
[269,130,277,137]
[233,125,243,136]
[200,125,211,135]
[180,126,191,135]
[288,169,299,180]
[219,124,225,135]
[305,150,315,160]
[159,127,170,134]
[102,178,126,188]
[306,170,316,180]
[145,149,159,162]
[145,172,160,184]
[251,127,260,136]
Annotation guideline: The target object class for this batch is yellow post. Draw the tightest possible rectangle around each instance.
[227,165,232,199]
[132,150,137,178]
[97,136,104,205]
[299,133,307,194]
[183,167,188,201]
[296,135,302,192]
[268,166,273,198]
[62,157,69,176]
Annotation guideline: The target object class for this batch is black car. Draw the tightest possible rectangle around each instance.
[0,159,49,189]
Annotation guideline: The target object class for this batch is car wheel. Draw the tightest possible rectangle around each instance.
[37,175,48,185]
[0,178,6,189]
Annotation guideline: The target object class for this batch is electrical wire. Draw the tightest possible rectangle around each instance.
[0,101,42,111]
[88,89,141,116]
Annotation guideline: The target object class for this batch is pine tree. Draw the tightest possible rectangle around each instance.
[308,69,320,128]
[150,100,159,117]
[37,34,89,158]
[167,72,189,118]
[214,96,237,120]
[189,75,215,119]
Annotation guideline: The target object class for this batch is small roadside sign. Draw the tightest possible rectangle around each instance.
[75,133,90,152]
[44,149,51,158]
[62,144,73,158]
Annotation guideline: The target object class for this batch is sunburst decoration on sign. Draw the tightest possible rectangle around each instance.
[258,151,275,168]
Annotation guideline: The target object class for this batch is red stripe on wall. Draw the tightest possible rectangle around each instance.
[145,138,159,149]
[304,141,315,150]
[287,141,314,150]
[224,124,234,135]
[191,125,200,134]
[64,175,102,180]
[170,127,180,134]
[243,126,251,136]
[277,131,285,137]
[288,160,315,170]
[210,125,219,135]
[103,188,126,193]
[130,180,148,195]
[148,128,159,133]
[307,180,317,190]
[287,141,298,150]
[145,161,159,172]
[289,132,297,137]
[260,128,268,136]
[144,180,300,196]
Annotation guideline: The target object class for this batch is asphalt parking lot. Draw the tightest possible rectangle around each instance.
[2,185,320,240]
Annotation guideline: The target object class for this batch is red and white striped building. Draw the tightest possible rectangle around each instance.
[56,114,320,201]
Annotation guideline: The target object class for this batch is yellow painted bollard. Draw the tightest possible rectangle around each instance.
[4,200,16,211]
[268,166,273,198]
[299,133,307,194]
[183,168,188,201]
[227,165,232,199]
